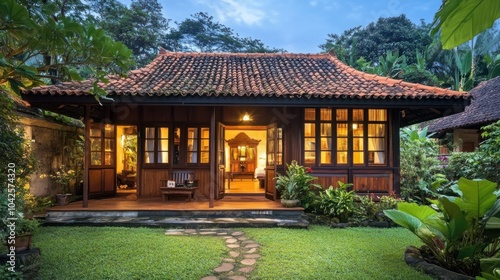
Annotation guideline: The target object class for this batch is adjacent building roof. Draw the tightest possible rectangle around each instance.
[428,76,500,132]
[22,51,470,125]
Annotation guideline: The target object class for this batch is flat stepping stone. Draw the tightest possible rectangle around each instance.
[223,258,235,263]
[238,266,255,273]
[214,262,234,273]
[244,254,261,259]
[226,238,238,244]
[240,258,257,265]
[228,276,247,280]
[229,251,240,258]
[245,248,258,253]
[244,243,259,248]
[231,231,244,236]
[227,244,240,248]
[201,277,218,280]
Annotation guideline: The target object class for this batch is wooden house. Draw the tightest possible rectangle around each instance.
[22,51,470,207]
[429,76,500,153]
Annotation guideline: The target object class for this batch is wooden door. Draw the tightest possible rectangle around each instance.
[265,123,278,200]
[216,122,226,199]
[88,123,116,198]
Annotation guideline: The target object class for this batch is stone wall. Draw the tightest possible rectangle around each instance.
[18,113,82,196]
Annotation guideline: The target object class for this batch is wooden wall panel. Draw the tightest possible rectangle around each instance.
[315,175,349,189]
[104,169,115,192]
[193,169,210,198]
[89,170,102,193]
[353,172,392,193]
[141,169,168,196]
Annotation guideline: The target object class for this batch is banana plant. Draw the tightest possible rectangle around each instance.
[384,178,500,276]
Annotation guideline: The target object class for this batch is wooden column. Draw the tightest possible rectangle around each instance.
[83,105,91,208]
[209,107,216,208]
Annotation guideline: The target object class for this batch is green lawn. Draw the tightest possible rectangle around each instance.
[32,226,430,280]
[244,226,431,280]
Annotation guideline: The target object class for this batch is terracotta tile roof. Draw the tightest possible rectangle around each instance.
[23,51,468,101]
[428,76,500,132]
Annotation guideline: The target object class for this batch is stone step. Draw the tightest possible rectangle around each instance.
[44,209,309,228]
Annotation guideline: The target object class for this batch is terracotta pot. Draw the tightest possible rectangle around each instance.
[281,199,300,208]
[15,234,33,252]
[55,194,72,206]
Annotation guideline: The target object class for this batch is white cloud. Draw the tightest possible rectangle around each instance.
[198,0,268,26]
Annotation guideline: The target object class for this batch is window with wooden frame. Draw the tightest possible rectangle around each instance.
[187,127,210,164]
[144,127,169,164]
[304,108,388,166]
[90,124,115,166]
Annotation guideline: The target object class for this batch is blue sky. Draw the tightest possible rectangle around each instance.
[123,0,443,53]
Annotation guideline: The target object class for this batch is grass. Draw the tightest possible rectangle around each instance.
[31,226,431,280]
[32,227,226,279]
[243,226,431,280]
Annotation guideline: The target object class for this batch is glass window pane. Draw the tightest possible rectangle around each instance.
[368,109,387,121]
[158,152,168,163]
[158,139,168,151]
[144,151,154,163]
[145,127,155,139]
[201,152,209,163]
[337,123,348,137]
[353,152,364,164]
[188,127,198,138]
[320,151,331,164]
[337,138,348,150]
[368,124,385,137]
[304,152,315,165]
[104,152,113,165]
[201,128,210,138]
[353,109,364,121]
[104,124,114,137]
[321,137,331,150]
[370,152,385,164]
[105,139,114,151]
[304,138,315,150]
[320,123,331,136]
[91,152,101,165]
[353,123,364,137]
[336,109,347,121]
[159,127,168,138]
[320,108,332,121]
[353,138,364,151]
[368,138,385,150]
[337,152,347,164]
[91,138,101,151]
[90,128,101,137]
[188,152,197,163]
[304,123,315,137]
[145,140,155,151]
[304,108,315,120]
[201,139,209,151]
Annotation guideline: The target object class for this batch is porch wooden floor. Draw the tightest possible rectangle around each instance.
[50,194,287,211]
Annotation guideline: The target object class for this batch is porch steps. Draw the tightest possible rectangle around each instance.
[44,209,309,228]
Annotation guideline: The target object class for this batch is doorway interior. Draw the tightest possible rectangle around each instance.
[116,125,137,195]
[225,126,267,194]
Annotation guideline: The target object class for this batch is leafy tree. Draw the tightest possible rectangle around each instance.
[88,0,169,67]
[0,0,134,98]
[431,0,500,49]
[320,15,431,66]
[164,12,282,53]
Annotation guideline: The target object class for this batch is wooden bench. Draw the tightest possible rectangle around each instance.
[160,171,198,201]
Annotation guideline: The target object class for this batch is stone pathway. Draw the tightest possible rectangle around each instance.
[165,228,261,280]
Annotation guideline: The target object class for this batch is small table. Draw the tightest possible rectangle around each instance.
[160,187,198,201]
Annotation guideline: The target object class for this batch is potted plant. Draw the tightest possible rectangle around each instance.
[12,217,39,252]
[42,165,77,206]
[275,160,319,207]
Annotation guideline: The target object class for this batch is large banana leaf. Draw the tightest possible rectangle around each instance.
[426,197,469,243]
[455,178,498,222]
[432,0,500,49]
[384,203,438,234]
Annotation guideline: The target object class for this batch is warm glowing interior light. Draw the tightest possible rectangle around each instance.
[352,123,358,130]
[242,114,251,121]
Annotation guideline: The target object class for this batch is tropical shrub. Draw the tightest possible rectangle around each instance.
[399,126,442,203]
[317,181,356,223]
[384,178,500,277]
[275,161,320,207]
[355,193,399,223]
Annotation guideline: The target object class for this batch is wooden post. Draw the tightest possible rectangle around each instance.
[209,107,215,208]
[83,105,90,208]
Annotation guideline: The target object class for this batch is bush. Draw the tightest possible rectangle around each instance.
[399,126,441,203]
[317,182,356,223]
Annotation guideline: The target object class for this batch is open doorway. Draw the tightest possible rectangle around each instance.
[116,125,137,195]
[225,126,267,194]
